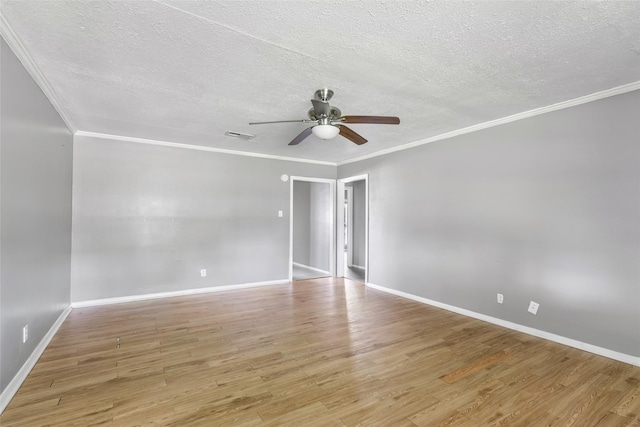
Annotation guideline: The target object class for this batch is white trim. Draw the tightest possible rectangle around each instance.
[338,82,640,166]
[366,282,640,367]
[75,131,336,166]
[351,264,366,270]
[289,179,294,282]
[292,262,331,275]
[0,14,76,133]
[364,178,369,284]
[339,174,369,184]
[71,279,289,308]
[0,306,72,414]
[289,176,337,282]
[345,186,354,266]
[336,182,345,276]
[78,82,640,167]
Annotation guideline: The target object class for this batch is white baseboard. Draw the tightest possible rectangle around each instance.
[0,306,72,414]
[349,264,365,270]
[366,282,640,367]
[292,263,331,276]
[71,279,290,308]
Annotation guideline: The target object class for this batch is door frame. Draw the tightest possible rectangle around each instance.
[289,176,336,282]
[336,174,369,283]
[345,185,354,267]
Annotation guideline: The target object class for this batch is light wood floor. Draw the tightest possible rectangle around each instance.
[2,278,638,426]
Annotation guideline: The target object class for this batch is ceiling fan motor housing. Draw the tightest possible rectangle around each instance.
[308,107,342,121]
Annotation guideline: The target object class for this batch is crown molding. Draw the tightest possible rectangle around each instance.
[3,8,636,168]
[77,71,639,170]
[75,131,338,166]
[0,13,77,133]
[338,81,640,166]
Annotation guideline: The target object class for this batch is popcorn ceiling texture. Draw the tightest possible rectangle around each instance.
[1,0,639,162]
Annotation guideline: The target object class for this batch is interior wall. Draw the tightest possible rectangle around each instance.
[0,38,73,392]
[71,135,335,302]
[292,181,311,266]
[338,89,640,357]
[309,182,330,272]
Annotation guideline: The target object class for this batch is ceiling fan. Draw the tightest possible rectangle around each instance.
[249,89,400,146]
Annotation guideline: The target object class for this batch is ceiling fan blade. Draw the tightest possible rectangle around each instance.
[311,99,331,117]
[339,116,400,125]
[288,127,313,145]
[338,125,368,145]
[249,119,314,125]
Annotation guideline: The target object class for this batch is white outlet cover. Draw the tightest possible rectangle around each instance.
[497,293,504,304]
[528,301,540,315]
[200,269,207,277]
[22,325,28,343]
[278,210,283,217]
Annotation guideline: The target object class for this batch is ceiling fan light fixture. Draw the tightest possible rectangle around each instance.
[312,124,340,140]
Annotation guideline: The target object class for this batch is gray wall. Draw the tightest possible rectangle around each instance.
[293,181,311,265]
[71,135,335,302]
[309,182,330,272]
[1,38,73,392]
[339,90,640,357]
[351,180,366,268]
[292,181,330,272]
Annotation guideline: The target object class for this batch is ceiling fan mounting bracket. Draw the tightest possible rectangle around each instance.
[314,88,334,102]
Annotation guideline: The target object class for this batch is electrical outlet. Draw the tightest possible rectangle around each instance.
[528,301,540,315]
[497,293,504,304]
[278,210,283,218]
[200,269,207,277]
[22,324,29,343]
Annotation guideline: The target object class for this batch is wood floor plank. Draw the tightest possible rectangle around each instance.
[2,278,638,426]
[440,350,511,384]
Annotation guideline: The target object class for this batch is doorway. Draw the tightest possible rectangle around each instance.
[289,177,336,281]
[337,175,368,283]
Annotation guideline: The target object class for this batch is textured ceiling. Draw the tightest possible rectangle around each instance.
[1,1,639,163]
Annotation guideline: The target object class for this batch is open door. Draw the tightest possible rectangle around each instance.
[337,175,368,283]
[289,177,336,281]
